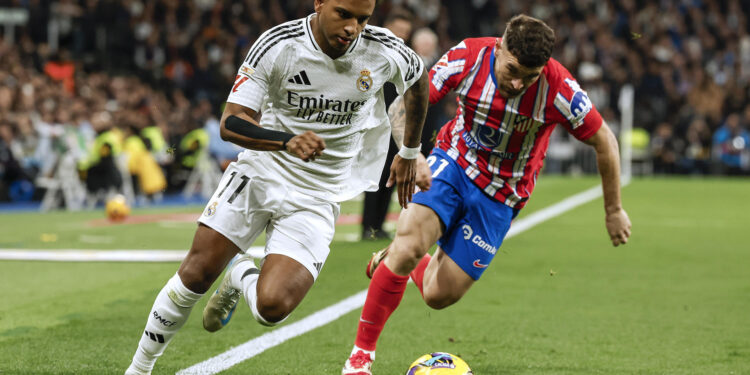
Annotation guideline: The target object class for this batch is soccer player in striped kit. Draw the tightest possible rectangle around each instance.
[125,0,432,374]
[343,14,632,374]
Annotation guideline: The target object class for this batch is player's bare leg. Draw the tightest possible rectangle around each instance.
[253,254,315,324]
[126,224,240,375]
[344,204,441,374]
[420,247,475,309]
[178,224,242,293]
[365,245,473,308]
[383,204,442,275]
[204,251,315,329]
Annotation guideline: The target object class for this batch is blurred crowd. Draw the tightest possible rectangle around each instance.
[1,0,749,203]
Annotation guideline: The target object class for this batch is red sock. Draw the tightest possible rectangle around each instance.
[354,264,409,351]
[409,254,431,296]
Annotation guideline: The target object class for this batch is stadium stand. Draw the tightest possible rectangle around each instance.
[0,0,748,205]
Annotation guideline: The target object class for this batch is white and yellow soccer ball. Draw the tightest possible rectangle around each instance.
[406,352,473,375]
[105,194,130,222]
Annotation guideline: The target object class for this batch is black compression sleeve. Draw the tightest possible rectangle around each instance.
[225,115,295,147]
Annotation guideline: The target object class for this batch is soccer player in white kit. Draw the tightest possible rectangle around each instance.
[124,1,430,373]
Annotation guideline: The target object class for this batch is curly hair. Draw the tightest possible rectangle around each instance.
[502,14,555,68]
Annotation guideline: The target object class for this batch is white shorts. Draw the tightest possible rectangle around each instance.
[198,161,340,280]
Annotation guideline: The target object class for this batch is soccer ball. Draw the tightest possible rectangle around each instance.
[105,194,130,222]
[406,352,473,375]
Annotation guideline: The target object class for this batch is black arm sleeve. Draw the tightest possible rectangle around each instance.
[225,115,295,147]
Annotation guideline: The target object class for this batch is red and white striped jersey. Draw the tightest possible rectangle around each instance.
[429,37,603,209]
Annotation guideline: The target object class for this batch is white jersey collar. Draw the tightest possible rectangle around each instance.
[305,14,362,56]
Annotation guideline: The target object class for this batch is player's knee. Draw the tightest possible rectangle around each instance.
[422,285,460,310]
[423,292,459,310]
[388,248,422,273]
[389,238,427,271]
[256,293,294,323]
[178,263,219,294]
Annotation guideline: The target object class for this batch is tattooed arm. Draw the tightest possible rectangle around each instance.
[388,95,407,148]
[387,70,431,207]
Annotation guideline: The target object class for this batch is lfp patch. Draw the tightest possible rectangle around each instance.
[565,78,592,124]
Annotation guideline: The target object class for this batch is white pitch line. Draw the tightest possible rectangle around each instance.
[0,247,266,262]
[506,184,604,238]
[177,291,368,375]
[0,249,187,262]
[179,184,609,374]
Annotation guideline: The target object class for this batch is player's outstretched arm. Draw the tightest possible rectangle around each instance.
[583,122,632,246]
[219,102,325,162]
[387,70,430,208]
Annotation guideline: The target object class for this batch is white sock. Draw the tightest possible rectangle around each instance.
[230,260,286,327]
[126,273,203,374]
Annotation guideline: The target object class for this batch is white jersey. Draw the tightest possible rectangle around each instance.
[227,14,424,202]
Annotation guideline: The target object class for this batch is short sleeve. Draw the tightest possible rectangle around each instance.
[226,30,286,111]
[385,37,425,97]
[552,71,603,141]
[428,40,472,104]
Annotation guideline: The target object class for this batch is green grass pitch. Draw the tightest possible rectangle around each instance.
[1,177,749,374]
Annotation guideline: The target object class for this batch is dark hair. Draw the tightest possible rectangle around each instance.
[502,14,555,68]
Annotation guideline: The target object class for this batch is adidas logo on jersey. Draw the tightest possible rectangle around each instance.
[288,70,311,85]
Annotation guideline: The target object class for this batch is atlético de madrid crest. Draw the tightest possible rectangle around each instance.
[357,70,373,92]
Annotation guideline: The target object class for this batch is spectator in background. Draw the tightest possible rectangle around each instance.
[0,85,14,115]
[122,112,167,201]
[650,123,682,174]
[687,67,726,127]
[167,113,208,192]
[382,9,414,43]
[134,31,166,86]
[140,116,170,167]
[164,56,194,90]
[43,50,75,94]
[203,100,242,171]
[33,105,66,179]
[0,121,30,201]
[636,58,670,130]
[410,27,445,157]
[78,111,123,201]
[11,115,40,180]
[3,0,750,204]
[412,27,440,68]
[680,117,712,175]
[713,113,750,175]
[361,9,415,241]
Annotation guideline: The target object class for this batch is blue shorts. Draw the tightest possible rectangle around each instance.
[412,148,519,280]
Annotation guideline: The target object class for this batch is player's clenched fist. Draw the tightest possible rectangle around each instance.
[285,131,326,162]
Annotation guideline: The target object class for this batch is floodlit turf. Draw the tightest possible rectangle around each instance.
[1,177,749,374]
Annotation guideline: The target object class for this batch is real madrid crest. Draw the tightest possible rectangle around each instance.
[357,69,373,92]
[205,201,218,217]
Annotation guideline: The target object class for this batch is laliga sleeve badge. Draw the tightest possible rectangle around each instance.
[204,201,218,217]
[239,65,255,77]
[357,69,373,92]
